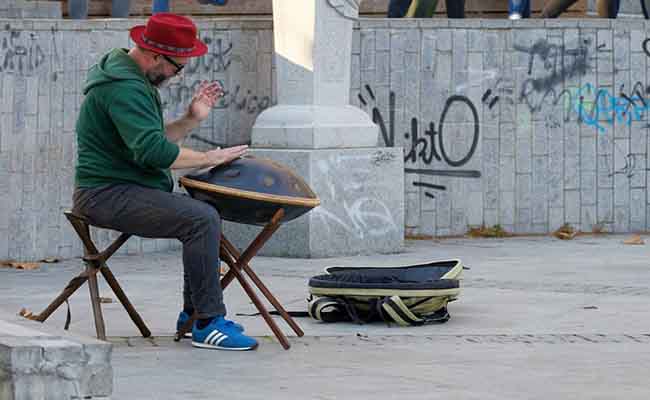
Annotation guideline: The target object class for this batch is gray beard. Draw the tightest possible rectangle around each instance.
[146,72,168,88]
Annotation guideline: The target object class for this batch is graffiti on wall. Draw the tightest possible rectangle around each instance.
[161,80,272,115]
[158,39,272,114]
[185,37,233,74]
[515,38,593,104]
[358,84,481,198]
[0,28,48,76]
[558,82,650,131]
[477,38,649,132]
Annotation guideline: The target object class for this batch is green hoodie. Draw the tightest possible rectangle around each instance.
[75,48,180,192]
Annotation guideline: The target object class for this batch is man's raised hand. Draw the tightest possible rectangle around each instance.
[188,81,224,122]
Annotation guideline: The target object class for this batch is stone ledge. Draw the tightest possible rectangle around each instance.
[0,311,112,400]
[3,1,62,19]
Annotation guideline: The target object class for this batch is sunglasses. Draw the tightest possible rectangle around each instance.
[161,54,185,75]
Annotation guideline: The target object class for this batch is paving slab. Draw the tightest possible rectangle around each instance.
[1,235,650,399]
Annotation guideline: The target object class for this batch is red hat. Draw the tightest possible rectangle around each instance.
[130,13,207,58]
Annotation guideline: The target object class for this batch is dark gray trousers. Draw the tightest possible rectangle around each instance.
[73,183,226,318]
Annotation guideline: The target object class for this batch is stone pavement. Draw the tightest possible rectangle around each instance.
[1,235,650,399]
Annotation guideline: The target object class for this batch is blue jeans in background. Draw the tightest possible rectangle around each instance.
[152,0,169,13]
[387,0,465,18]
[541,0,620,18]
[508,0,530,18]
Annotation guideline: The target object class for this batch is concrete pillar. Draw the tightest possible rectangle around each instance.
[251,0,378,148]
[230,0,405,257]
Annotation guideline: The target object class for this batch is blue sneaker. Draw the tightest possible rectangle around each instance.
[191,316,258,351]
[176,311,244,338]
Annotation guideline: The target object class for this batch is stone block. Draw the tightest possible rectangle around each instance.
[0,312,112,400]
[499,191,515,226]
[565,189,581,223]
[223,147,404,257]
[252,105,379,149]
[549,207,564,231]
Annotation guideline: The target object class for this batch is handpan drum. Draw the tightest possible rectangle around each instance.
[179,156,320,226]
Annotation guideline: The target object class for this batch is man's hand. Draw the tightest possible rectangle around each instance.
[187,81,224,122]
[165,81,224,143]
[204,145,249,167]
[170,145,248,170]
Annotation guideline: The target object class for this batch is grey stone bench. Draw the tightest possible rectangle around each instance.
[0,311,112,400]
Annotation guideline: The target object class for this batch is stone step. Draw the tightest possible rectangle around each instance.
[0,0,62,19]
[0,311,112,400]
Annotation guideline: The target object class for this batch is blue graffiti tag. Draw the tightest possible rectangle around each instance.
[569,83,650,132]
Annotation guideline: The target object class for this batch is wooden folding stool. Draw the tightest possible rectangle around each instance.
[26,211,151,341]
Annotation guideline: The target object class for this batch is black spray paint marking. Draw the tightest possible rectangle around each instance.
[412,181,447,199]
[643,38,650,58]
[162,80,271,115]
[371,150,398,166]
[0,30,47,76]
[481,89,499,110]
[185,38,232,74]
[516,38,593,114]
[359,83,395,147]
[359,85,481,199]
[608,141,650,179]
[438,95,480,168]
[405,169,482,178]
[515,38,590,93]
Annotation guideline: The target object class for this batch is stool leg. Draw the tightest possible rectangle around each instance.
[220,209,284,290]
[100,266,151,338]
[33,273,89,322]
[77,220,150,338]
[222,238,304,337]
[86,266,107,341]
[174,313,197,342]
[220,249,291,350]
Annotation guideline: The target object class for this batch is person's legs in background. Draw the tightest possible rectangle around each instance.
[68,0,89,19]
[542,0,619,18]
[406,0,439,17]
[446,0,465,18]
[509,0,531,19]
[540,0,577,18]
[152,0,169,13]
[597,0,620,18]
[388,0,413,17]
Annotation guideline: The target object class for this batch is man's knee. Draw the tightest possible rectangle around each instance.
[187,202,221,235]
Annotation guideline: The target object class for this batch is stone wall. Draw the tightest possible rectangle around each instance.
[351,18,650,237]
[2,18,650,260]
[0,19,274,260]
[353,19,650,235]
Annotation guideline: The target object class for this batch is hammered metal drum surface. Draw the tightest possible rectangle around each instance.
[179,156,320,226]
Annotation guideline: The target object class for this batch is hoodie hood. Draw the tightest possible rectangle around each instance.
[83,48,148,94]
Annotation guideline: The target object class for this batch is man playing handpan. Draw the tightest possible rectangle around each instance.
[72,13,258,350]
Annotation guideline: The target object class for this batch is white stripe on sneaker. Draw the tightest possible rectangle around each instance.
[209,333,223,345]
[204,331,219,344]
[191,340,256,351]
[215,335,228,346]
